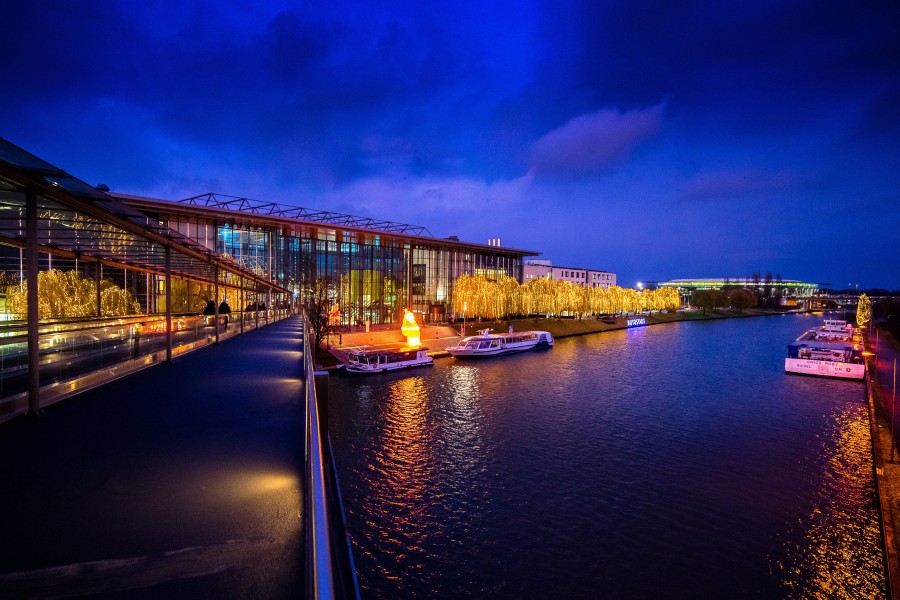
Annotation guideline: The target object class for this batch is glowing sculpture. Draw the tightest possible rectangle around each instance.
[401,310,421,346]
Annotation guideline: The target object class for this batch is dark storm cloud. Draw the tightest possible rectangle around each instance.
[536,1,900,136]
[3,1,900,288]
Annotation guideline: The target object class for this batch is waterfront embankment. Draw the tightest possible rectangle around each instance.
[866,327,900,599]
[321,308,800,368]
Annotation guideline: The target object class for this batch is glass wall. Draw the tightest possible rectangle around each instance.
[151,207,527,326]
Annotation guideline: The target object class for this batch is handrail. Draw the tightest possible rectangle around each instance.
[302,316,360,600]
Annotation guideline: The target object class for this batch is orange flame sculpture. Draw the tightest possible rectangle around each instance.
[401,310,421,346]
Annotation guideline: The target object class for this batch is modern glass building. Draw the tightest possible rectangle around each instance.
[0,137,538,418]
[116,192,537,326]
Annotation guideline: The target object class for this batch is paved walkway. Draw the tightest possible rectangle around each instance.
[0,317,306,598]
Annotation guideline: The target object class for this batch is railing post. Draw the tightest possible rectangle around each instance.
[26,187,40,415]
[214,265,220,344]
[96,261,102,317]
[165,247,172,362]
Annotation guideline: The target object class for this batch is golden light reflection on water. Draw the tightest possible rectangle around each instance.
[358,368,490,586]
[369,376,430,555]
[773,402,885,599]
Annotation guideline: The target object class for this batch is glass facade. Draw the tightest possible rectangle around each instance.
[0,134,533,418]
[142,200,530,326]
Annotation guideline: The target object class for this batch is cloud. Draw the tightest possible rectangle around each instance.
[679,169,800,201]
[317,173,534,233]
[528,104,664,177]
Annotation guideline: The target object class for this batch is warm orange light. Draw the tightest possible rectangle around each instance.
[401,309,421,346]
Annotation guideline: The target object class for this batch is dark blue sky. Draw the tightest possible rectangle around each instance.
[4,1,899,289]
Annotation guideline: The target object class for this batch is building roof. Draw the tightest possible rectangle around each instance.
[524,261,613,274]
[660,278,817,287]
[178,192,434,237]
[0,137,286,293]
[115,192,541,257]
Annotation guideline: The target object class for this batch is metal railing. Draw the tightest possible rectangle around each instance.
[302,318,360,600]
[0,309,293,422]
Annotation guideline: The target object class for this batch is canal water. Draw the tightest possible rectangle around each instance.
[328,313,885,599]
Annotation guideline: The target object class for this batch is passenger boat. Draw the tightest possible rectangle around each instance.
[446,329,554,358]
[784,319,865,380]
[344,345,433,374]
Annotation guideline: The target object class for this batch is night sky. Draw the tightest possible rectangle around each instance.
[4,1,899,289]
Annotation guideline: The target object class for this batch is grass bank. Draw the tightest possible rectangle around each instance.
[465,307,798,340]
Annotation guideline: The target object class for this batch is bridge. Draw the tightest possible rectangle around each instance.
[0,315,359,598]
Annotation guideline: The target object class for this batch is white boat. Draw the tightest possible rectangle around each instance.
[785,319,865,380]
[811,318,858,341]
[344,345,433,374]
[446,329,554,358]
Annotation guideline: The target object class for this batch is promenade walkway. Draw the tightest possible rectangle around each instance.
[866,326,900,599]
[0,317,306,598]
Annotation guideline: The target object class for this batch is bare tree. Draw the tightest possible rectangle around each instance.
[303,277,337,352]
[728,288,756,312]
[692,289,725,313]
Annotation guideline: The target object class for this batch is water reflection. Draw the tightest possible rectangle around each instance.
[772,400,884,598]
[358,376,432,588]
[444,365,487,477]
[330,315,885,599]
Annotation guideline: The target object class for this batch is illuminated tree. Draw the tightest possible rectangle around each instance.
[450,276,678,322]
[454,274,479,317]
[857,293,871,328]
[573,284,592,318]
[621,287,641,313]
[6,269,140,318]
[167,279,212,313]
[606,286,625,315]
[521,277,555,316]
[495,275,521,319]
[590,286,612,315]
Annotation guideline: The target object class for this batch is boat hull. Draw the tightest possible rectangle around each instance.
[345,358,433,374]
[784,358,865,380]
[445,330,554,358]
[446,342,535,358]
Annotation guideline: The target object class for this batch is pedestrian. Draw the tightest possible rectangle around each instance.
[219,299,231,326]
